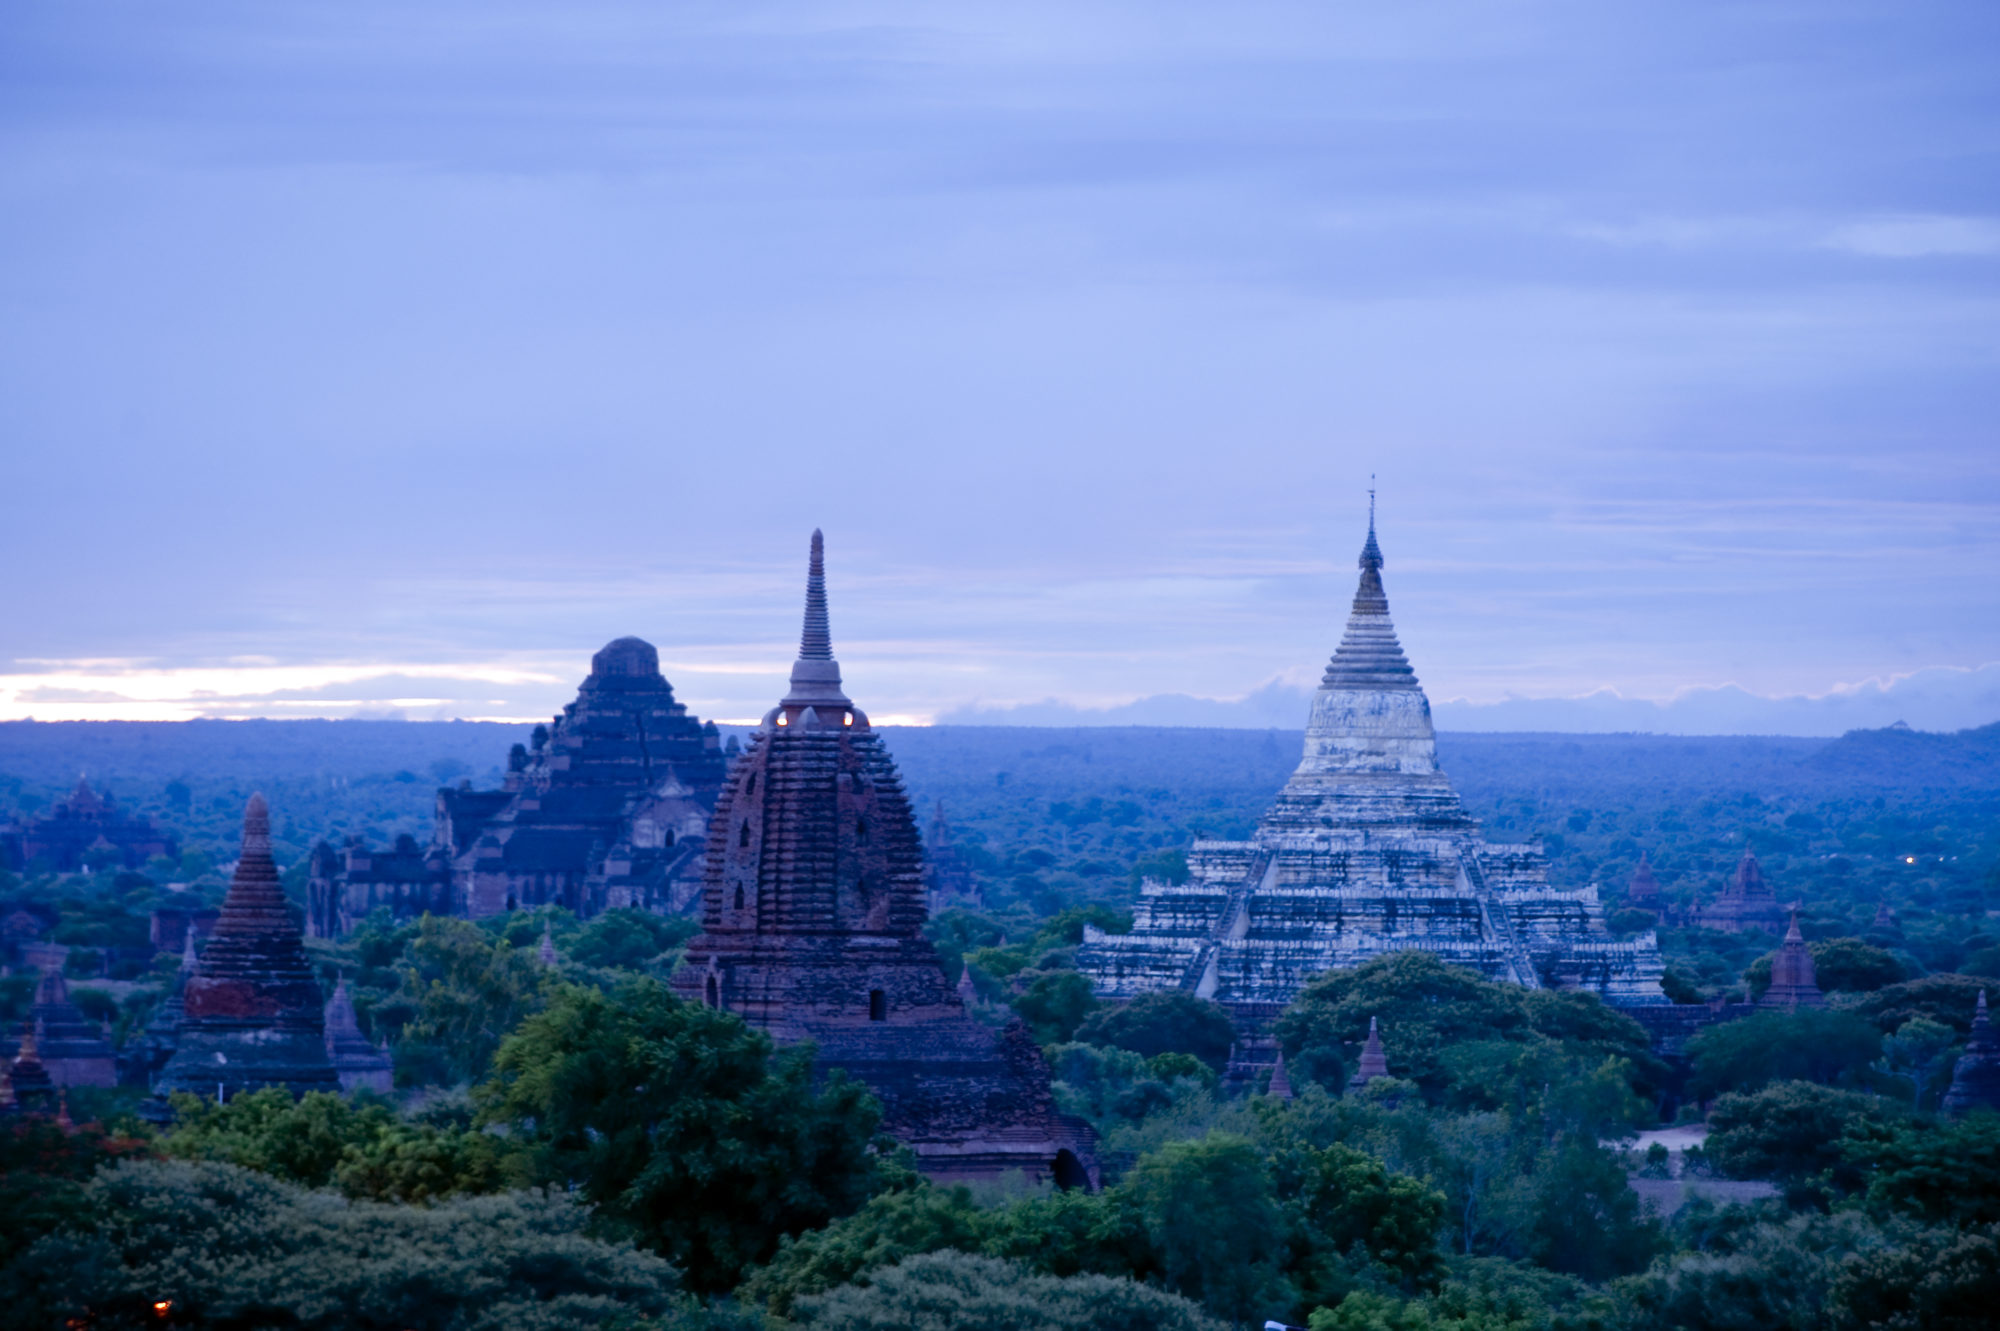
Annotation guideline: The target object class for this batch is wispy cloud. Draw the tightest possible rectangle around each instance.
[1823,214,2000,259]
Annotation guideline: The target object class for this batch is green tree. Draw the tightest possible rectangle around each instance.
[1849,974,1992,1036]
[1877,1016,1958,1110]
[1685,1009,1883,1099]
[1703,1082,1900,1200]
[0,1119,153,1267]
[163,1087,397,1188]
[1013,970,1098,1044]
[1828,1220,2000,1331]
[791,1251,1222,1331]
[1274,1140,1446,1300]
[1123,1132,1291,1323]
[395,916,549,1085]
[564,907,697,971]
[478,977,888,1293]
[1844,1113,2000,1225]
[1076,992,1235,1069]
[0,1159,681,1331]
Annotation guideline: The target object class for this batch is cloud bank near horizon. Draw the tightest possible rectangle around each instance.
[2,2,1996,722]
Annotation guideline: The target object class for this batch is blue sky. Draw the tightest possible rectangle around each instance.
[3,2,1997,730]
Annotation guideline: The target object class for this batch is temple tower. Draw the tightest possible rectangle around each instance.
[154,796,341,1103]
[1942,990,2000,1117]
[1758,912,1826,1010]
[674,532,1096,1187]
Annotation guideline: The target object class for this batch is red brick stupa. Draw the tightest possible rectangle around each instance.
[1626,855,1662,910]
[153,795,340,1104]
[1757,911,1826,1011]
[674,531,1097,1187]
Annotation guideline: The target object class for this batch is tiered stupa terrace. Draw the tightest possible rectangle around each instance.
[1078,512,1667,1017]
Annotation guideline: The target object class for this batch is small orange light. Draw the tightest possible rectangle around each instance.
[153,1301,173,1316]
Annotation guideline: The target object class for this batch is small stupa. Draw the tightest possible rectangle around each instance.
[1346,1016,1391,1092]
[1266,1047,1295,1100]
[323,977,395,1096]
[1942,990,2000,1117]
[153,795,341,1104]
[1758,911,1826,1010]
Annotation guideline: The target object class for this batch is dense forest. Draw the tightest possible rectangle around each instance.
[3,718,1998,1328]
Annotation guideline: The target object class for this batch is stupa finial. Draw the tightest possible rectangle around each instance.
[781,529,852,711]
[800,529,832,661]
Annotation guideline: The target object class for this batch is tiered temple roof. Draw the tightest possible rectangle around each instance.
[3,776,177,874]
[1077,514,1667,1018]
[308,638,726,937]
[1695,850,1785,934]
[1942,990,2000,1117]
[154,795,341,1104]
[673,532,1097,1187]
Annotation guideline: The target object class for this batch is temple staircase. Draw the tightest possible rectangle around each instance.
[1461,848,1542,989]
[1179,849,1275,998]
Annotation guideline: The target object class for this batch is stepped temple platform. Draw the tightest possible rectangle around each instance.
[1078,514,1668,1019]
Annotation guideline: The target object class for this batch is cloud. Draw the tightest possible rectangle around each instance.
[1823,215,2000,259]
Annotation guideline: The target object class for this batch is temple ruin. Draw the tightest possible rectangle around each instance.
[673,532,1098,1187]
[308,637,726,936]
[0,775,177,874]
[1077,515,1668,1024]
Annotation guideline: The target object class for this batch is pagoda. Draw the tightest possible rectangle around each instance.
[673,532,1097,1187]
[1695,850,1785,934]
[1757,912,1826,1010]
[323,978,394,1095]
[1942,991,2000,1117]
[154,795,340,1104]
[1078,511,1667,1021]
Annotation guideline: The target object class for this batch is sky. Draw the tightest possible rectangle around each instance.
[2,1,1997,733]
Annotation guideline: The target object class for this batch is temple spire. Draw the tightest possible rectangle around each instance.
[800,529,832,661]
[1321,510,1417,691]
[1347,1015,1391,1091]
[782,529,852,710]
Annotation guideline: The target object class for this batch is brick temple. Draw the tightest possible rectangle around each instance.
[0,776,177,874]
[673,532,1098,1187]
[1694,849,1786,934]
[1077,513,1668,1025]
[308,636,727,936]
[154,794,341,1104]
